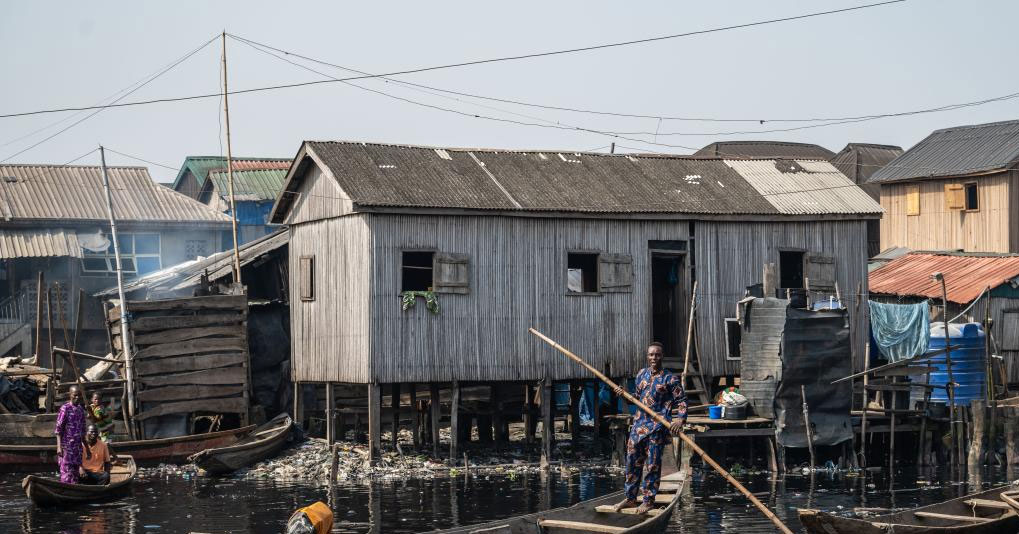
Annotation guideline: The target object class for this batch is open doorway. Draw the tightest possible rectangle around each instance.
[650,250,688,371]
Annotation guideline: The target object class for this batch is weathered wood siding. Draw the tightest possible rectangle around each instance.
[283,162,353,226]
[289,215,372,382]
[879,172,1015,253]
[695,220,870,377]
[366,214,690,383]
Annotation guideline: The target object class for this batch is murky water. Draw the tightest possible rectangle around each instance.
[1,466,1011,533]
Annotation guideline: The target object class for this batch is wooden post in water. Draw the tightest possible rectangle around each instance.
[292,381,302,428]
[540,376,553,469]
[409,384,419,449]
[859,342,870,468]
[934,273,959,467]
[1005,406,1019,466]
[368,382,382,465]
[491,384,507,450]
[523,383,535,444]
[569,380,581,445]
[889,382,897,471]
[391,383,401,448]
[449,381,461,461]
[325,382,335,445]
[430,383,441,458]
[801,385,816,471]
[968,399,986,469]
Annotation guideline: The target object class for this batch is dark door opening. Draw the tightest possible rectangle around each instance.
[650,253,688,371]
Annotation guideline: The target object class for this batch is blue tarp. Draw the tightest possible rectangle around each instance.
[869,300,930,362]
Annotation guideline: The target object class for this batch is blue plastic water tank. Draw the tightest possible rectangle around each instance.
[928,322,986,405]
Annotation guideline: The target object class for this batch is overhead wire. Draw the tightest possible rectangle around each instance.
[0,1,906,120]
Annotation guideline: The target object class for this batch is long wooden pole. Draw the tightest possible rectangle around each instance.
[937,275,958,467]
[681,281,698,380]
[529,328,794,534]
[221,31,242,285]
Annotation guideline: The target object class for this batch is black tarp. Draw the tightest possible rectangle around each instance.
[775,306,853,448]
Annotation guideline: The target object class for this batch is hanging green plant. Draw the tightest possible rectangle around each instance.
[401,290,440,314]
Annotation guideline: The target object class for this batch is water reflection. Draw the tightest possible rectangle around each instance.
[2,465,1015,534]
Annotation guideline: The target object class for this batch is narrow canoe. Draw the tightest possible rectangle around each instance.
[799,485,1019,534]
[23,455,136,507]
[426,475,687,534]
[188,414,293,475]
[0,425,255,472]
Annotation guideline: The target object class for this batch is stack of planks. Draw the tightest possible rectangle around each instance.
[108,294,251,436]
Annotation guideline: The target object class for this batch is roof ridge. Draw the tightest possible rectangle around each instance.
[930,119,1019,134]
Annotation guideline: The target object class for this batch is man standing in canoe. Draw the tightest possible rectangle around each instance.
[613,342,687,514]
[54,385,87,484]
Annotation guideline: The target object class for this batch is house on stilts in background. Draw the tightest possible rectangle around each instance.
[268,140,881,462]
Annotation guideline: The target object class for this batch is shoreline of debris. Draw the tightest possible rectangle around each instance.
[141,431,620,484]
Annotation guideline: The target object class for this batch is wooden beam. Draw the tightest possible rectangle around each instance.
[138,367,246,387]
[108,294,246,318]
[912,512,990,523]
[409,384,419,449]
[117,313,245,333]
[134,397,246,421]
[450,380,460,461]
[523,383,535,444]
[594,505,663,517]
[430,382,441,458]
[135,384,243,402]
[134,338,247,359]
[541,377,553,468]
[131,326,244,346]
[134,353,245,376]
[368,382,381,465]
[537,520,625,533]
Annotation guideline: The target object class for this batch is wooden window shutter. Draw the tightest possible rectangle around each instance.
[299,255,314,301]
[598,253,634,293]
[433,253,469,294]
[906,185,920,216]
[945,183,964,210]
[804,254,836,291]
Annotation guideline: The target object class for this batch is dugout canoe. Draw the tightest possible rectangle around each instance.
[0,424,255,472]
[425,475,687,534]
[188,414,292,475]
[798,485,1019,534]
[22,455,136,507]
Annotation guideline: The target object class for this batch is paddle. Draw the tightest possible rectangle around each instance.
[529,328,794,534]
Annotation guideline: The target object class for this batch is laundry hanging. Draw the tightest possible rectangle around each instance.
[868,300,930,362]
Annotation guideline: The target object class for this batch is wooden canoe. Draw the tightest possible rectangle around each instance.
[799,485,1019,534]
[188,414,292,475]
[22,455,136,507]
[0,424,255,472]
[425,474,687,534]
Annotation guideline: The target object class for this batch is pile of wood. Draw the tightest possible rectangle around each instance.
[0,358,47,413]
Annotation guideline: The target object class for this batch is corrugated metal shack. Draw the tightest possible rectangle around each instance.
[0,164,231,366]
[869,250,1019,383]
[868,120,1019,253]
[269,141,880,462]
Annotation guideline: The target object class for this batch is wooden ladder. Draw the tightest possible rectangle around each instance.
[680,281,710,407]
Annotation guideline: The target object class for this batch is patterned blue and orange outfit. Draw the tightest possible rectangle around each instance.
[625,367,687,504]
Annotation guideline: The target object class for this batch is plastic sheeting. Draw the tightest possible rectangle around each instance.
[774,307,854,448]
[869,300,930,362]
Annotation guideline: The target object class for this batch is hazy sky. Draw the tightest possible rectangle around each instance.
[2,0,1017,183]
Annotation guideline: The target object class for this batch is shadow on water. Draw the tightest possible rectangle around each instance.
[1,465,1014,533]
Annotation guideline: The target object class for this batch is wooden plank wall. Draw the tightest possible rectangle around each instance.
[108,294,250,434]
[695,220,870,377]
[879,172,1014,253]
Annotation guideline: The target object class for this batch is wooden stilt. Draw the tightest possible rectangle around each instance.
[391,383,401,448]
[336,411,347,442]
[1005,406,1019,466]
[767,436,778,474]
[569,380,582,445]
[326,382,335,445]
[889,385,897,471]
[968,399,986,469]
[478,414,493,444]
[541,376,554,468]
[293,381,302,429]
[524,383,535,444]
[450,380,461,461]
[368,382,382,465]
[859,342,870,468]
[593,379,604,441]
[409,384,419,449]
[491,384,507,450]
[801,385,816,471]
[430,383,441,458]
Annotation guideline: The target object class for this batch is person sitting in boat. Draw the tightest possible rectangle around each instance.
[79,424,112,485]
[611,342,687,515]
[86,392,115,442]
[55,385,87,484]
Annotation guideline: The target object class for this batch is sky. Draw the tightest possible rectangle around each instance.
[1,0,1017,184]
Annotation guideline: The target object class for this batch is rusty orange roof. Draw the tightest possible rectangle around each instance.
[869,252,1019,304]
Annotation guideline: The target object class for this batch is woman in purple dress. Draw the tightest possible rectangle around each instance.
[55,385,87,483]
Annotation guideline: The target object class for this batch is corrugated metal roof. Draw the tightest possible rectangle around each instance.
[93,229,288,297]
[830,143,904,183]
[171,156,290,190]
[0,165,232,224]
[694,141,835,159]
[207,168,286,201]
[723,159,882,215]
[0,228,81,259]
[869,252,1019,303]
[868,120,1019,183]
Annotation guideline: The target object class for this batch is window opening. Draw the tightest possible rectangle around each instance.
[779,250,804,290]
[300,256,314,301]
[402,251,435,292]
[567,252,598,293]
[724,318,742,360]
[965,182,978,211]
[81,233,161,276]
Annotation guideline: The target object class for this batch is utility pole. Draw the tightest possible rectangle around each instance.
[221,31,242,285]
[99,146,136,437]
[933,272,957,466]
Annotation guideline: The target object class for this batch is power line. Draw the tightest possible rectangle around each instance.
[0,1,905,120]
[0,35,219,163]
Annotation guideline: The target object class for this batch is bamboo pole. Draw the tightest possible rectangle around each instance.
[681,281,698,380]
[860,342,870,468]
[221,32,242,285]
[529,328,795,534]
[801,385,816,471]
